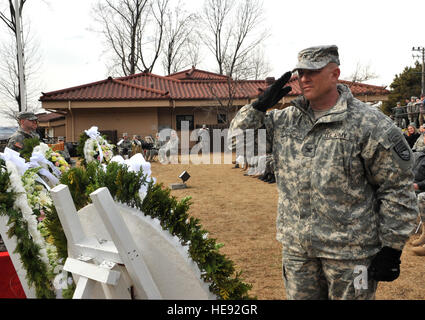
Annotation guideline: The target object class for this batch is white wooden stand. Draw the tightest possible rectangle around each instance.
[50,184,161,299]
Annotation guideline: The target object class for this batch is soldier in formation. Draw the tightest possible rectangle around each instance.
[229,45,417,300]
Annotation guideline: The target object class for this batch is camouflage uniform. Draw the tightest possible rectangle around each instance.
[407,98,417,126]
[392,104,405,128]
[117,137,132,157]
[146,136,160,161]
[265,153,275,176]
[229,82,418,299]
[6,128,39,152]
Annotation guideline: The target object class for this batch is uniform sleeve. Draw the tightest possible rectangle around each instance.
[228,104,274,154]
[6,135,23,152]
[361,117,418,250]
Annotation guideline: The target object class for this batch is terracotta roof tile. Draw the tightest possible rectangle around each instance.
[39,69,389,102]
[36,112,65,122]
[166,67,229,80]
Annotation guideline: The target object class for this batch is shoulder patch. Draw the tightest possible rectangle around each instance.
[387,126,411,161]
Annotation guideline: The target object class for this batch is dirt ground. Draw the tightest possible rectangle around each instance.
[149,152,425,300]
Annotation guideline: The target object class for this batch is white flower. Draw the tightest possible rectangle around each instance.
[6,160,49,265]
[84,134,114,164]
[39,191,52,207]
[33,143,50,157]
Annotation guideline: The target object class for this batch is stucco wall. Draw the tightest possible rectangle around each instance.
[66,107,158,142]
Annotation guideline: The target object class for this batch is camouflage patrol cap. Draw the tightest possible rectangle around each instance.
[17,111,38,121]
[293,45,340,71]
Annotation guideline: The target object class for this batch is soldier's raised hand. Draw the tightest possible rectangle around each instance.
[252,71,292,112]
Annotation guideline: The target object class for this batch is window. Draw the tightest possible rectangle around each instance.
[217,113,227,124]
[176,115,194,130]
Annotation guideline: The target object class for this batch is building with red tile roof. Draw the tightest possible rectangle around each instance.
[36,112,66,139]
[39,68,389,143]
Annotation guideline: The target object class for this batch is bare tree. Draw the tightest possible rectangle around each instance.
[0,0,44,119]
[237,46,271,80]
[202,73,254,126]
[346,62,378,85]
[0,28,43,121]
[161,0,198,75]
[199,0,268,79]
[0,0,26,112]
[185,37,202,68]
[200,0,233,76]
[93,0,170,76]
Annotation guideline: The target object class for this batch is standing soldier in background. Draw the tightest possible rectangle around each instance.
[393,102,405,129]
[407,96,418,128]
[117,133,132,159]
[229,45,417,300]
[418,95,425,127]
[6,111,40,152]
[413,97,422,128]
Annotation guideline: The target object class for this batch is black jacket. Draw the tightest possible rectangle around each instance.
[413,152,425,191]
[405,132,420,149]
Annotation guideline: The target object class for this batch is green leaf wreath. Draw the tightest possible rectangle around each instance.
[0,159,56,298]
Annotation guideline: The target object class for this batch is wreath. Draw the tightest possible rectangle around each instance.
[77,126,114,166]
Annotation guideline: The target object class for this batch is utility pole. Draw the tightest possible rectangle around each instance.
[412,46,425,96]
[14,0,26,112]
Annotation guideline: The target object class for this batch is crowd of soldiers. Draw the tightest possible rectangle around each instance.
[392,95,425,129]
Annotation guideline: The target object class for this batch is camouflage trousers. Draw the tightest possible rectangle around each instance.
[282,250,377,300]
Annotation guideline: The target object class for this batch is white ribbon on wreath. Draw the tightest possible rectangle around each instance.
[0,147,29,175]
[110,153,156,200]
[2,159,49,265]
[29,152,60,188]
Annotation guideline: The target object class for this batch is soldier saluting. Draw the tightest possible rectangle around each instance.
[7,111,40,152]
[229,45,418,300]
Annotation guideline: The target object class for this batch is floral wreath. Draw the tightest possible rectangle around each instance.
[82,126,114,164]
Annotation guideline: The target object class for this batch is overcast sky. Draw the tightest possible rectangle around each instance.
[0,0,424,126]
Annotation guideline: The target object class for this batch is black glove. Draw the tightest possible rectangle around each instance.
[252,71,292,112]
[368,246,402,282]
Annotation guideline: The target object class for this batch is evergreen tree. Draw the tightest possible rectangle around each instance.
[382,61,422,115]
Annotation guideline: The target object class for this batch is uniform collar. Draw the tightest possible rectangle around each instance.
[17,127,34,136]
[292,84,352,124]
